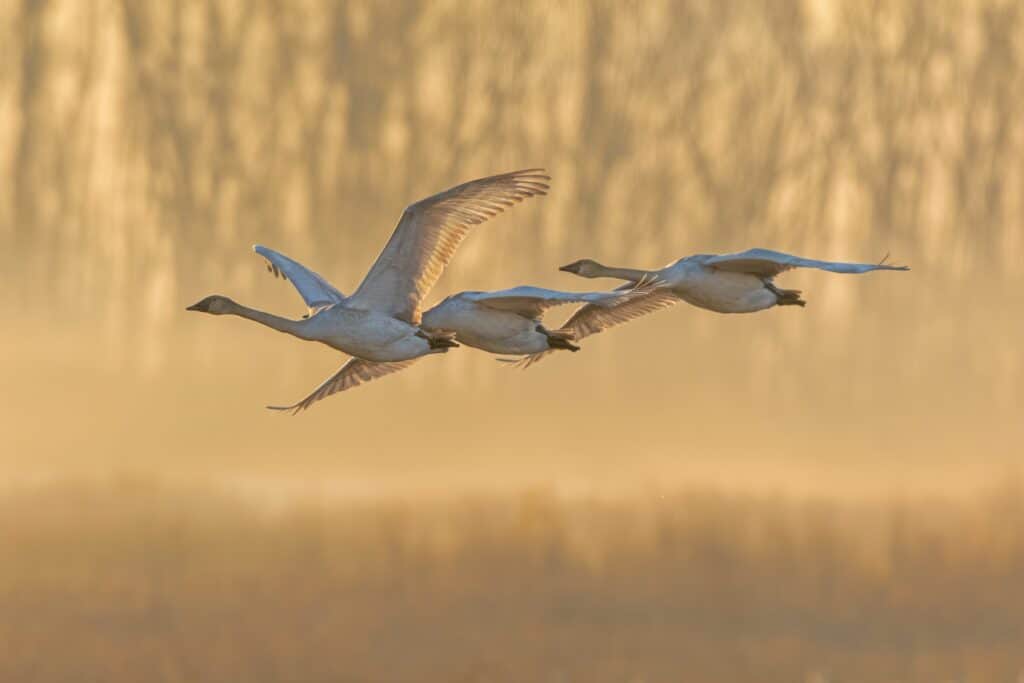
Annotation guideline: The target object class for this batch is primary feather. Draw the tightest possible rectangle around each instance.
[346,169,550,324]
[253,244,346,313]
[267,358,418,414]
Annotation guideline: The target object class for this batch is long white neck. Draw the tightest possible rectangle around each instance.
[227,302,312,340]
[591,263,656,283]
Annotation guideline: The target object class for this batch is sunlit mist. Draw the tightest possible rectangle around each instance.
[1,1,1023,677]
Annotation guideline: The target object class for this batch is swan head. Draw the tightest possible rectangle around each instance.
[559,258,603,278]
[186,295,237,315]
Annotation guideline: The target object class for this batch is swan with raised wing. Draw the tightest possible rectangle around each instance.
[517,248,908,368]
[420,286,636,357]
[186,169,549,411]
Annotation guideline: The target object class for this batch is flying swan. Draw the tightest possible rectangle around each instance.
[420,286,637,357]
[186,169,550,412]
[516,248,909,368]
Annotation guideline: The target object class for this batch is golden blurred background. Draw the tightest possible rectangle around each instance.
[1,0,1023,679]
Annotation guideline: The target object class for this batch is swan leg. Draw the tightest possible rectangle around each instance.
[537,325,580,352]
[764,281,806,307]
[416,329,460,350]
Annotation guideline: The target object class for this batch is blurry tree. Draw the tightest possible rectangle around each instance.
[1,0,1021,389]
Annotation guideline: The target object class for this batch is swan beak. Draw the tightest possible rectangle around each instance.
[186,301,205,312]
[559,263,579,274]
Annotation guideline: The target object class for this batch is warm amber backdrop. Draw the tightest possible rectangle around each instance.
[3,0,1021,496]
[2,1,1023,679]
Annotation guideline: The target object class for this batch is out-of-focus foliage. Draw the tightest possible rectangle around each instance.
[3,0,1022,306]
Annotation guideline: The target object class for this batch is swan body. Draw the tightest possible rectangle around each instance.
[299,306,439,361]
[187,169,550,410]
[561,248,909,314]
[652,257,780,313]
[513,248,909,368]
[421,287,631,355]
[185,295,437,361]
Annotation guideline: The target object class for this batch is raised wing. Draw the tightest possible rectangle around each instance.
[706,248,910,278]
[346,169,550,323]
[462,286,630,319]
[254,245,345,312]
[512,287,680,369]
[267,358,418,414]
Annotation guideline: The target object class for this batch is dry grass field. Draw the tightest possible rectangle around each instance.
[2,477,1022,682]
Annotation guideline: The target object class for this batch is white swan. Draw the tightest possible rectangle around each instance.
[420,286,635,356]
[517,248,909,368]
[186,169,549,411]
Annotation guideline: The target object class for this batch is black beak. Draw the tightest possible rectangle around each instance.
[186,302,203,311]
[559,263,576,273]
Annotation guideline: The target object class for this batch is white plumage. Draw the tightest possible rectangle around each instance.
[187,169,549,411]
[421,286,635,356]
[515,248,909,368]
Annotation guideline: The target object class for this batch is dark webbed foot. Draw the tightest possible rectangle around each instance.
[537,325,580,352]
[417,329,460,349]
[428,336,459,349]
[764,281,807,307]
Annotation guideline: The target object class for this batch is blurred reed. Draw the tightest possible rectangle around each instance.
[1,477,1022,681]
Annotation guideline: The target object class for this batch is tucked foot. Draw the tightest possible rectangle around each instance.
[417,329,460,350]
[764,281,807,307]
[537,325,580,352]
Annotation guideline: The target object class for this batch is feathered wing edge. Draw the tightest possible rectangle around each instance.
[501,285,680,369]
[706,248,911,277]
[267,357,419,414]
[468,285,643,319]
[253,244,346,313]
[345,169,551,323]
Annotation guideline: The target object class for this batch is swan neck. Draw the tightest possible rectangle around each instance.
[594,264,652,283]
[229,302,310,339]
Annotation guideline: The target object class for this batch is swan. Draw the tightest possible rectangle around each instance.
[516,248,909,368]
[186,169,549,411]
[420,286,636,356]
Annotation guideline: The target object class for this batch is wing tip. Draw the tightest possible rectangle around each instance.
[495,355,541,370]
[511,167,549,177]
[877,252,911,271]
[266,404,302,415]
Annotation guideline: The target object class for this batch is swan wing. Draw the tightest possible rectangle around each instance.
[254,245,345,312]
[463,286,629,319]
[267,358,418,414]
[512,287,680,369]
[706,248,910,278]
[346,169,550,323]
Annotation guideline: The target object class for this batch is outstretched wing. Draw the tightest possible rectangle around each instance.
[512,287,680,369]
[267,358,418,414]
[462,286,630,319]
[345,169,550,324]
[706,248,910,278]
[254,245,345,312]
